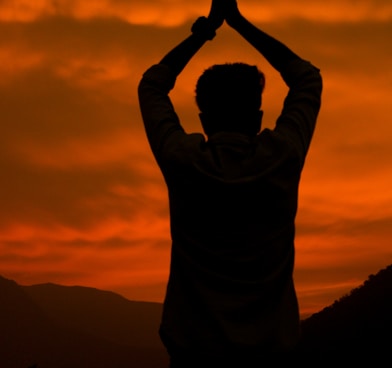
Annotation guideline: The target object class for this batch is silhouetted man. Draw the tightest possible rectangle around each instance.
[138,1,322,367]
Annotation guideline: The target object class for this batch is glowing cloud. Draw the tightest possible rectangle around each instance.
[0,0,391,316]
[1,0,392,24]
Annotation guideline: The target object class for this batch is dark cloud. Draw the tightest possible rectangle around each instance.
[0,8,391,311]
[0,157,167,227]
[297,214,392,238]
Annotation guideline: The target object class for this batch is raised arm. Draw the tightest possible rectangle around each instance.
[159,0,224,76]
[223,0,322,162]
[224,0,299,72]
[138,1,224,161]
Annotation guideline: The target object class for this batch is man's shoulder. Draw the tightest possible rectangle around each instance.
[160,132,206,162]
[139,64,177,94]
[280,58,322,88]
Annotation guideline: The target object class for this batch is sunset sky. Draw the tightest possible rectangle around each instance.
[1,0,391,318]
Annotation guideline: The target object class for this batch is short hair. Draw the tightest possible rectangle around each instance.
[195,63,265,134]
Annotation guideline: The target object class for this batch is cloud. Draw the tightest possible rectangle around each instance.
[0,232,171,302]
[0,3,391,313]
[0,214,169,244]
[2,0,392,24]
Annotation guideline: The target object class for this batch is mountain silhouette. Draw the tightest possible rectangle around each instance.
[23,283,163,349]
[1,264,391,367]
[0,276,168,368]
[299,264,392,365]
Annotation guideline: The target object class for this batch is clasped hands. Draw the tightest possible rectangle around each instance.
[191,0,241,40]
[207,0,242,30]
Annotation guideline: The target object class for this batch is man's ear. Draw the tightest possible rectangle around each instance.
[255,110,263,133]
[199,112,212,136]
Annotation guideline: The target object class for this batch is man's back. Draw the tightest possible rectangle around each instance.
[158,127,303,359]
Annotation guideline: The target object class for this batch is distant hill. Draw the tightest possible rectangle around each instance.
[23,283,163,349]
[2,264,391,367]
[299,264,392,364]
[0,276,168,368]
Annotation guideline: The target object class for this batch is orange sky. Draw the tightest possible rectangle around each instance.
[1,0,391,318]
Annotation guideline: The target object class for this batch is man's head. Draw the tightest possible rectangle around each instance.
[195,62,265,136]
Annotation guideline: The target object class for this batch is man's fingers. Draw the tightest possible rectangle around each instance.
[208,0,224,29]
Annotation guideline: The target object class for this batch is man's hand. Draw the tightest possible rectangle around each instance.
[223,0,242,28]
[208,0,224,30]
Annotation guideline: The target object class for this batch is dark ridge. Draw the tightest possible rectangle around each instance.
[299,264,392,364]
[0,276,168,368]
[23,282,163,349]
[2,263,391,367]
